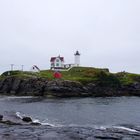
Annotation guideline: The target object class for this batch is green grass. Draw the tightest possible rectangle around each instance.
[39,67,110,84]
[116,72,140,85]
[1,70,40,79]
[1,67,140,87]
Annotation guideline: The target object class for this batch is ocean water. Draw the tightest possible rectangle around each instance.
[0,96,140,129]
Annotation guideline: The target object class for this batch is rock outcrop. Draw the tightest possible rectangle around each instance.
[0,76,140,97]
[22,117,32,123]
[0,124,140,140]
[0,115,3,121]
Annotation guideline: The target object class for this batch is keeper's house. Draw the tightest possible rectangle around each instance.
[50,55,64,70]
[50,51,81,70]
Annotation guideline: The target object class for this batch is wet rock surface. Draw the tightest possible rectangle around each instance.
[0,76,140,97]
[0,115,3,121]
[0,124,140,140]
[0,112,140,140]
[22,117,32,123]
[0,96,140,139]
[0,112,140,139]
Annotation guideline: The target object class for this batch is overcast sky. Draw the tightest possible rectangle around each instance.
[0,0,140,73]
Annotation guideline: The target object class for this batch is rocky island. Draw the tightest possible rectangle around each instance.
[0,67,140,97]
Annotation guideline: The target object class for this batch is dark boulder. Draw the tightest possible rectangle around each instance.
[30,122,41,126]
[0,115,3,121]
[22,117,32,123]
[0,78,14,93]
[10,78,21,94]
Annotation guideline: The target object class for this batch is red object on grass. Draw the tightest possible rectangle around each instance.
[54,72,62,78]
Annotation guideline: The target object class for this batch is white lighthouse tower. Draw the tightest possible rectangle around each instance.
[74,51,80,67]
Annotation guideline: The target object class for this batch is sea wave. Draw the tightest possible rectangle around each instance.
[112,126,139,133]
[96,125,140,133]
[15,112,61,127]
[14,112,140,133]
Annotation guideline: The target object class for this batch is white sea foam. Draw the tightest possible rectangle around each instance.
[113,126,139,133]
[16,111,139,132]
[16,112,60,127]
[98,126,108,130]
[33,119,40,123]
[96,125,139,133]
[7,96,34,99]
[16,112,23,119]
[82,124,140,134]
[41,122,56,127]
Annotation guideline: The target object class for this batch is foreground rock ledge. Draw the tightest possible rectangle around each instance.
[0,77,140,97]
[0,124,140,140]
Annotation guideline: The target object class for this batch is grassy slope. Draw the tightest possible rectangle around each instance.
[1,67,140,87]
[116,72,140,85]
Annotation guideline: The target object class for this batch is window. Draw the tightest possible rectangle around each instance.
[51,63,54,67]
[56,63,59,67]
[56,59,59,62]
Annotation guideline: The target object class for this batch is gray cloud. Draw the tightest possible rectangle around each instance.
[0,0,140,73]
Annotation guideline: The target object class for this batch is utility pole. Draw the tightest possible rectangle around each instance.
[21,65,24,71]
[10,64,14,71]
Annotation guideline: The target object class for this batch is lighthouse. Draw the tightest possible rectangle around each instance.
[74,51,80,67]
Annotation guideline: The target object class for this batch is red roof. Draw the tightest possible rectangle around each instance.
[50,56,64,62]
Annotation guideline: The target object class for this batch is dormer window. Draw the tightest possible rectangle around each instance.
[56,59,59,62]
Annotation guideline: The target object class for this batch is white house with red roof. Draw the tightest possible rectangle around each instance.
[50,51,81,70]
[50,55,64,69]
